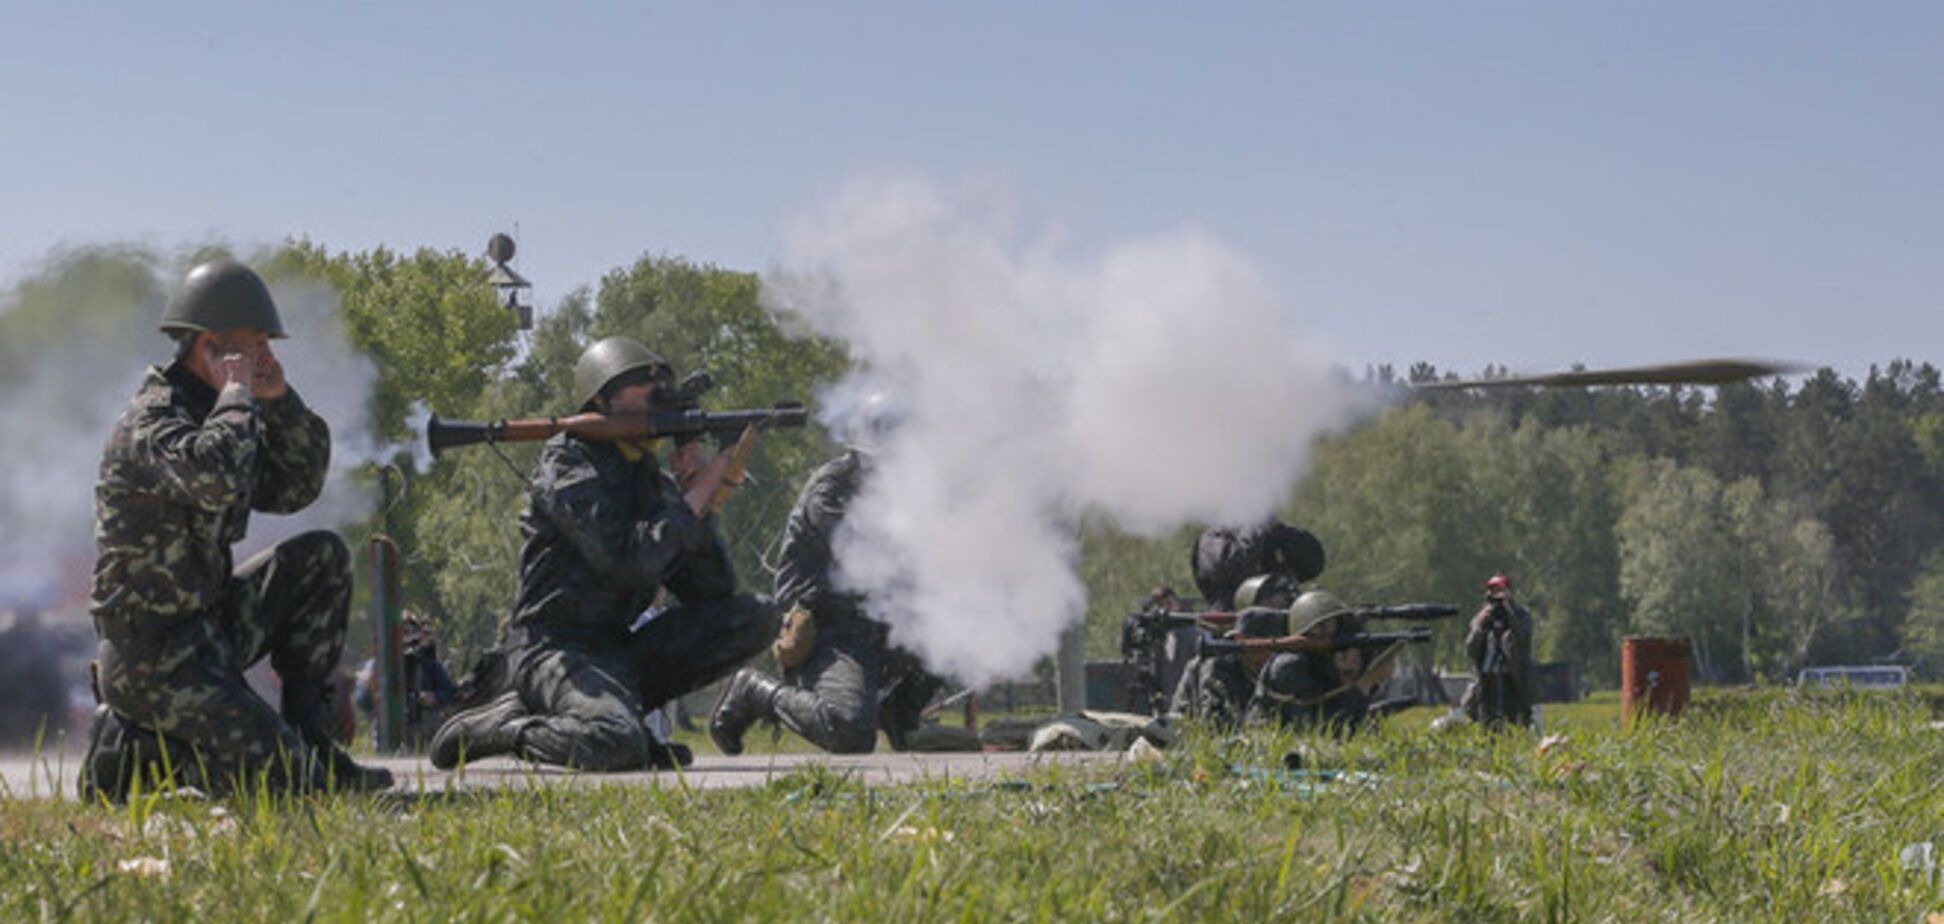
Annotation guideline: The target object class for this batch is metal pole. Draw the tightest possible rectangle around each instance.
[370,535,406,752]
[1055,623,1087,714]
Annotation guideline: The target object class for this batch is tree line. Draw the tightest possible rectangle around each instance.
[7,242,1938,689]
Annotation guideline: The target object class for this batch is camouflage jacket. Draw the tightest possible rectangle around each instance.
[510,434,734,642]
[774,448,870,625]
[91,363,330,642]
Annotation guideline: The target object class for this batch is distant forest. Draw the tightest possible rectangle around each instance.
[1282,360,1944,685]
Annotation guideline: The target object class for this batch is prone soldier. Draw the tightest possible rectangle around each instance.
[1249,590,1431,732]
[1168,605,1290,731]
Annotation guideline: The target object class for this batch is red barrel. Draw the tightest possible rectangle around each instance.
[1622,636,1691,724]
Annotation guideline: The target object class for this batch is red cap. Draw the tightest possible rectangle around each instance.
[1485,574,1512,593]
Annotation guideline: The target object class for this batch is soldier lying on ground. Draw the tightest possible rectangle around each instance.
[1163,573,1305,728]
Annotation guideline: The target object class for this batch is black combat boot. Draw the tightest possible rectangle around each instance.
[646,736,695,770]
[878,670,944,753]
[708,669,784,756]
[282,680,395,793]
[78,706,186,802]
[429,688,531,770]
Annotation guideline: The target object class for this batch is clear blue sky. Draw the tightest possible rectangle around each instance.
[3,2,1939,378]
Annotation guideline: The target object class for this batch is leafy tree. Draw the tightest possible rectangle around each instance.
[1615,461,1750,681]
[1903,550,1944,677]
[268,241,520,438]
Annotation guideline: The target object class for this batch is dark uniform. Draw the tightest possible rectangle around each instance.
[1246,590,1390,733]
[1168,607,1296,732]
[1169,652,1259,731]
[710,449,943,755]
[86,363,371,795]
[1191,519,1326,610]
[1250,651,1373,731]
[1462,596,1535,728]
[432,432,776,771]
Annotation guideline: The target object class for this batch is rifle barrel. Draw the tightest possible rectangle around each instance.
[1199,627,1434,657]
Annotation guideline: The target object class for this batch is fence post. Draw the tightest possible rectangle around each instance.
[370,535,406,752]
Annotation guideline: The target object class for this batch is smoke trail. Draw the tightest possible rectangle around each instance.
[765,175,1363,685]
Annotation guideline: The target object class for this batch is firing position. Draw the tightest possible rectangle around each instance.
[1169,605,1291,731]
[431,337,777,771]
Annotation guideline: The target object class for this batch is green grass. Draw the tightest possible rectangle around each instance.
[5,689,1944,921]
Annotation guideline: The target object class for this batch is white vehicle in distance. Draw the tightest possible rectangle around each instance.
[1795,665,1909,690]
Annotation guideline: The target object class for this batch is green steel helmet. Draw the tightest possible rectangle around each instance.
[159,260,286,338]
[574,336,670,410]
[1289,590,1350,629]
[1233,608,1288,640]
[1233,574,1301,611]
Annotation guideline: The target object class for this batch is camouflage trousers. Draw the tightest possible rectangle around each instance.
[97,530,351,781]
[511,594,776,771]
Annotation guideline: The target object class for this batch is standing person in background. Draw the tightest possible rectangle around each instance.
[1462,573,1535,729]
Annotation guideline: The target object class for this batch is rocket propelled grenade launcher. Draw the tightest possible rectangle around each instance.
[1131,602,1460,631]
[427,404,810,458]
[1187,601,1457,657]
[1199,626,1435,657]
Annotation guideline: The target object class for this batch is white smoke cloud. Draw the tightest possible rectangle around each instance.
[765,174,1363,686]
[238,279,381,557]
[0,288,154,612]
[0,257,379,617]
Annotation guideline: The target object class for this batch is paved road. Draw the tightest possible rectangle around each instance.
[1,749,1122,800]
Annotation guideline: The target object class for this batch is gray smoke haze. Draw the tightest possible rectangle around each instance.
[0,254,379,620]
[765,175,1363,686]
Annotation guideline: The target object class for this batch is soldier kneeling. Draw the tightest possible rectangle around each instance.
[83,261,391,800]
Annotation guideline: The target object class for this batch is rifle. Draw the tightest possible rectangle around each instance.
[427,404,809,458]
[1198,626,1434,657]
[1123,609,1244,633]
[1120,599,1231,717]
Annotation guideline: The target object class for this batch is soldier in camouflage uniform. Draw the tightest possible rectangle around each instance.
[1168,603,1290,732]
[430,337,777,772]
[81,260,391,799]
[709,443,945,755]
